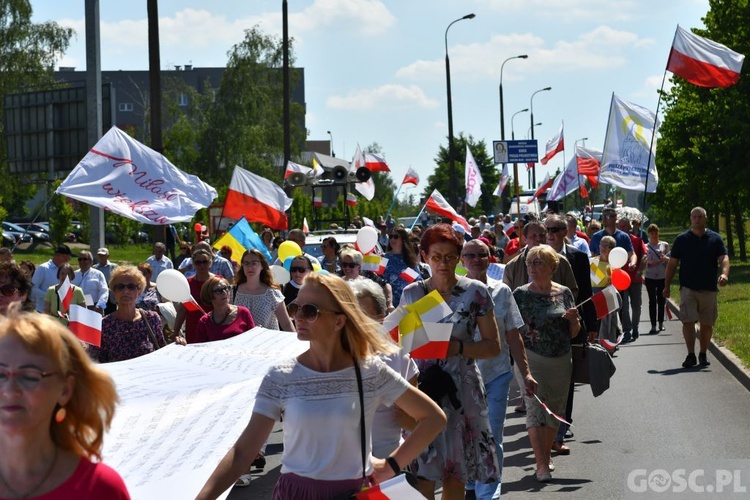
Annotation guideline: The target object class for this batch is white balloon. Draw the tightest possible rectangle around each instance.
[608,247,628,270]
[156,269,192,302]
[271,265,290,286]
[357,226,379,255]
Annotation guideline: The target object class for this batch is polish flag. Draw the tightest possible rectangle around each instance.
[668,25,745,88]
[57,276,74,312]
[284,160,313,179]
[533,394,572,426]
[355,473,423,499]
[224,167,293,230]
[600,332,625,351]
[182,299,205,314]
[425,189,470,231]
[399,267,420,284]
[346,193,358,206]
[591,285,621,319]
[351,144,366,171]
[68,304,102,346]
[302,217,310,234]
[313,196,323,208]
[529,173,553,203]
[540,123,564,165]
[364,152,391,172]
[402,167,419,186]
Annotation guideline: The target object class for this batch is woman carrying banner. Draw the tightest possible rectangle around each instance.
[196,273,445,500]
[0,312,129,498]
[400,223,501,500]
[173,249,215,343]
[512,245,580,482]
[43,264,86,326]
[193,276,255,343]
[383,227,423,307]
[233,249,294,332]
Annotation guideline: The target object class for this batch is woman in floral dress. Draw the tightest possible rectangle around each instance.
[401,223,500,500]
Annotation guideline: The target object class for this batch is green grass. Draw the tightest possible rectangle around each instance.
[11,242,156,267]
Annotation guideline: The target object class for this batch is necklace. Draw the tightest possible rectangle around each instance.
[0,447,57,498]
[212,307,231,325]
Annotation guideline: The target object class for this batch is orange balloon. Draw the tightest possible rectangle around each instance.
[611,268,631,291]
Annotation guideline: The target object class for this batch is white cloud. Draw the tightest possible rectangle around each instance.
[396,26,653,82]
[486,0,638,22]
[327,84,439,110]
[290,0,395,36]
[632,74,674,100]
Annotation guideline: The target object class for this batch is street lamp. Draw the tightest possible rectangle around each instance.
[499,55,528,140]
[527,122,542,140]
[511,108,528,140]
[530,86,552,186]
[510,108,528,214]
[327,130,335,157]
[445,13,476,208]
[574,137,588,149]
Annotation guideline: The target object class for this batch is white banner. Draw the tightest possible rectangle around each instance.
[464,145,484,207]
[57,127,217,224]
[548,146,602,201]
[600,94,659,193]
[101,328,307,499]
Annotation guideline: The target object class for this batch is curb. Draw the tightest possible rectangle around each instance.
[666,299,750,392]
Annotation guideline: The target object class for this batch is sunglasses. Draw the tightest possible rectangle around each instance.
[546,227,566,234]
[0,284,19,297]
[389,234,400,239]
[341,262,358,269]
[526,258,545,267]
[212,285,231,296]
[113,283,139,291]
[0,367,60,391]
[428,254,459,265]
[287,302,341,322]
[290,266,310,274]
[194,260,210,265]
[462,252,489,260]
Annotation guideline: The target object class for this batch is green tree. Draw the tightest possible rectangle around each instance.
[424,133,499,218]
[49,181,74,246]
[0,1,74,217]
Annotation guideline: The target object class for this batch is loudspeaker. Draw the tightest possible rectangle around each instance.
[355,167,371,183]
[287,172,308,186]
[332,165,348,182]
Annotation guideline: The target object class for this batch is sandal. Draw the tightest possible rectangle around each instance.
[235,474,252,487]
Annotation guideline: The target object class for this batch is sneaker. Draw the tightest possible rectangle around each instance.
[699,352,710,367]
[682,353,697,368]
[564,428,574,439]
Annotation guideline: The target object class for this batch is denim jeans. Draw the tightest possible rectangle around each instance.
[619,282,643,334]
[467,370,513,499]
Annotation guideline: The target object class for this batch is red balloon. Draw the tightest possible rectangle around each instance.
[194,223,202,232]
[611,268,631,291]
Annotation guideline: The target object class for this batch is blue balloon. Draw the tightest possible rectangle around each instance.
[283,256,295,272]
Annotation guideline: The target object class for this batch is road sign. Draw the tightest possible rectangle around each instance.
[493,140,539,164]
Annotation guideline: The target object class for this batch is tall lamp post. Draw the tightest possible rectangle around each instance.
[445,13,476,208]
[499,55,528,140]
[511,108,528,217]
[527,122,542,188]
[327,130,335,157]
[530,86,551,187]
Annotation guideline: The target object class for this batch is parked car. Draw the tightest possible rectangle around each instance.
[11,222,50,244]
[1,222,32,244]
[303,230,382,260]
[2,231,15,247]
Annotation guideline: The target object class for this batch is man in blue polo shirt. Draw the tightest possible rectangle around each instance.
[664,207,729,368]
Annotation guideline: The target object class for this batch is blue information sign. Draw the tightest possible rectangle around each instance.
[492,140,539,164]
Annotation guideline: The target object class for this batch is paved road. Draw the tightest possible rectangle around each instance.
[228,290,750,499]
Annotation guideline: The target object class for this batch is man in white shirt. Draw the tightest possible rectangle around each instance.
[73,250,109,313]
[93,247,118,314]
[31,245,72,312]
[566,213,591,256]
[146,242,174,281]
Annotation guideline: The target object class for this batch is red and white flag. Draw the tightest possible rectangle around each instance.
[425,189,470,231]
[493,164,509,197]
[399,267,420,284]
[529,173,553,203]
[576,145,601,188]
[68,304,102,346]
[362,254,388,274]
[57,276,74,312]
[591,285,621,319]
[383,290,453,359]
[284,160,314,179]
[464,145,484,208]
[540,122,564,165]
[224,167,293,230]
[346,193,357,207]
[351,144,366,171]
[668,25,745,88]
[402,167,419,186]
[182,298,205,314]
[355,473,423,499]
[313,196,322,208]
[302,217,310,234]
[364,152,391,172]
[534,394,572,426]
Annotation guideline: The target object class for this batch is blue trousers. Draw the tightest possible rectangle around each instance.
[467,370,513,499]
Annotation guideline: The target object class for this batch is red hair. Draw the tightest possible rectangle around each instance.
[420,223,463,255]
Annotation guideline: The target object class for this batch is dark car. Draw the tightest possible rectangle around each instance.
[2,231,16,247]
[12,222,51,244]
[2,222,32,244]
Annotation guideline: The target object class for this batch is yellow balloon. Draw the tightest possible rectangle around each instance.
[278,241,303,263]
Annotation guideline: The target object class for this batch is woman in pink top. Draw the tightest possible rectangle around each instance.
[193,277,255,343]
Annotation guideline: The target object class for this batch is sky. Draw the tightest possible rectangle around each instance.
[33,0,712,201]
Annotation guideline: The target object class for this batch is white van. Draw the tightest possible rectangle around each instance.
[508,195,540,219]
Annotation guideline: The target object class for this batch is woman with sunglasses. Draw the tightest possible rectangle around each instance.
[383,227,422,307]
[43,264,86,326]
[340,247,394,312]
[512,245,581,482]
[193,276,255,343]
[233,250,294,332]
[400,223,501,500]
[282,255,313,306]
[173,249,215,344]
[197,273,445,500]
[0,312,129,498]
[89,266,180,363]
[0,263,34,316]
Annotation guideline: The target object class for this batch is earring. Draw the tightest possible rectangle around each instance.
[55,407,67,423]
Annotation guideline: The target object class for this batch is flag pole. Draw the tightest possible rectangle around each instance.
[409,200,428,232]
[386,182,405,220]
[599,93,616,207]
